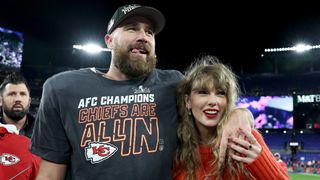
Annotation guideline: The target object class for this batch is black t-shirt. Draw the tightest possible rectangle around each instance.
[31,68,183,180]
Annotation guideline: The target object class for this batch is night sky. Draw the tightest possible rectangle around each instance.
[1,0,320,75]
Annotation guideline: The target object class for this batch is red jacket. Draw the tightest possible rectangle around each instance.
[173,129,289,180]
[0,127,41,180]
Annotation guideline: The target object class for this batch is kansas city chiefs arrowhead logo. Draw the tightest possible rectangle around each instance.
[0,153,20,166]
[85,142,118,164]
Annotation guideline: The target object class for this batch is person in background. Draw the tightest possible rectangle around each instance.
[0,122,41,180]
[274,152,288,172]
[0,72,35,138]
[173,55,289,180]
[30,4,252,180]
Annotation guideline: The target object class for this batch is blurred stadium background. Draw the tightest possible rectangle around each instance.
[1,1,320,178]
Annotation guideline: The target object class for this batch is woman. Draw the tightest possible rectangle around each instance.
[173,55,289,180]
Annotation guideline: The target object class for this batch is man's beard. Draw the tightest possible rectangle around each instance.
[2,103,29,122]
[113,45,157,79]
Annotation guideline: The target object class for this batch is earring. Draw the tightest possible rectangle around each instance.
[188,109,192,115]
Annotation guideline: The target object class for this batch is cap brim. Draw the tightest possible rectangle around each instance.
[110,6,165,34]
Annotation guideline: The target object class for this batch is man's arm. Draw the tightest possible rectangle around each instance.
[219,108,253,164]
[36,159,67,180]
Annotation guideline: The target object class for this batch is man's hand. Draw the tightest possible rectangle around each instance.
[218,108,253,164]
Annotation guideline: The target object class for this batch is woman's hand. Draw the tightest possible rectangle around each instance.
[219,108,252,164]
[228,128,262,164]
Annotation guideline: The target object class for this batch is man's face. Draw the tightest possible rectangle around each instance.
[0,83,31,122]
[108,16,157,79]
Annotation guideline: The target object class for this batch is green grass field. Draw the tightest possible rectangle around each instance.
[289,173,320,180]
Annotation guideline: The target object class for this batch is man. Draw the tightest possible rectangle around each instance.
[0,123,41,179]
[30,4,251,179]
[0,72,34,138]
[274,152,288,172]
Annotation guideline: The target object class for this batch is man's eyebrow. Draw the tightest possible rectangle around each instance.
[123,22,136,26]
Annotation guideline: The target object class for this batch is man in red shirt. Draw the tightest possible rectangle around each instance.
[0,123,41,179]
[274,152,288,172]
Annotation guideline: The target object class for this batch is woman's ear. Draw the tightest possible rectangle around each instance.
[184,95,190,109]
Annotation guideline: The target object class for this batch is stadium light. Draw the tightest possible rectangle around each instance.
[73,43,110,54]
[294,44,311,53]
[264,43,320,53]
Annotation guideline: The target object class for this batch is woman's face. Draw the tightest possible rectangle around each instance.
[185,86,227,132]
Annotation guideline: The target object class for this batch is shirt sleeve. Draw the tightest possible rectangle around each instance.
[30,78,71,164]
[29,154,42,179]
[246,129,289,180]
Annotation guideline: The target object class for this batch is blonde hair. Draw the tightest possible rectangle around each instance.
[175,55,253,180]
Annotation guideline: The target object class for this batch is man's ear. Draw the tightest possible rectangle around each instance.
[104,34,113,49]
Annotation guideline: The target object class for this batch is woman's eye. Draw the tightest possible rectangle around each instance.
[217,91,226,96]
[197,90,207,94]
